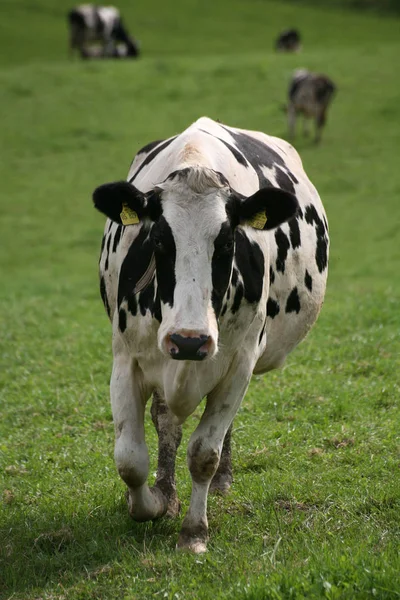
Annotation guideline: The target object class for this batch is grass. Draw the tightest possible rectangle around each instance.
[1,0,400,598]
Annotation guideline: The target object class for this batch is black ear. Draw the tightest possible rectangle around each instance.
[234,187,299,231]
[93,181,147,225]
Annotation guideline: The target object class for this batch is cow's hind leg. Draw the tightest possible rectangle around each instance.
[111,337,168,522]
[150,391,182,517]
[209,424,233,495]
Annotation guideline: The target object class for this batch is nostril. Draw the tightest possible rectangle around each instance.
[168,333,211,360]
[165,336,179,356]
[170,334,208,354]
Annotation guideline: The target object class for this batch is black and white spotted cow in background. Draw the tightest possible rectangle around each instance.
[93,117,329,553]
[275,29,301,52]
[288,69,336,143]
[68,4,139,59]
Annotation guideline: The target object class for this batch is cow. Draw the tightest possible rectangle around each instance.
[80,44,137,59]
[287,69,336,143]
[93,117,329,553]
[275,29,301,52]
[67,4,139,58]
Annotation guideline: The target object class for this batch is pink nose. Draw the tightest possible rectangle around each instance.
[166,331,212,361]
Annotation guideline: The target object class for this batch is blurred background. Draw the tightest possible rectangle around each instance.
[1,1,399,598]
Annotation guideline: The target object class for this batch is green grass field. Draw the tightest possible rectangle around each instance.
[1,1,399,598]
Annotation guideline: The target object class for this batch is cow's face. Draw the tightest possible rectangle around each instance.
[93,168,298,361]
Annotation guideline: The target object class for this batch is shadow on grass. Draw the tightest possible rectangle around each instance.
[1,494,181,596]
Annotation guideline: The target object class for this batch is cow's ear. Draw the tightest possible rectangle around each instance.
[236,187,299,231]
[93,181,147,225]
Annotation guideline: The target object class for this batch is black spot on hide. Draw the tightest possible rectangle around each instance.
[129,136,177,184]
[199,129,248,168]
[267,297,280,319]
[104,234,111,271]
[112,225,122,252]
[258,321,266,344]
[235,230,264,304]
[231,267,239,287]
[286,287,301,314]
[221,126,286,188]
[286,170,299,185]
[154,291,162,323]
[137,139,166,156]
[305,205,328,273]
[100,276,110,317]
[118,224,154,317]
[288,216,301,249]
[118,308,127,332]
[275,228,290,274]
[152,216,176,308]
[211,222,234,318]
[269,266,275,285]
[274,166,295,195]
[139,278,155,317]
[305,270,313,292]
[231,282,244,314]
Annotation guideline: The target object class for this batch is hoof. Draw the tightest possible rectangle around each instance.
[176,536,207,554]
[165,497,181,519]
[152,480,181,518]
[176,521,208,553]
[125,486,168,521]
[209,475,232,496]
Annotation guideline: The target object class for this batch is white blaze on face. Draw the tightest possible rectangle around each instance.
[157,183,229,359]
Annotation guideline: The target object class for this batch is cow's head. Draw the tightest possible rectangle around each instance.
[93,167,298,361]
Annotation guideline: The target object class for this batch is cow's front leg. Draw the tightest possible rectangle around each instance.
[150,391,182,517]
[111,344,168,521]
[177,366,252,553]
[288,105,297,140]
[209,424,233,495]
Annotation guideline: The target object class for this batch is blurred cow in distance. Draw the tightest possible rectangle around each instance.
[80,44,139,59]
[275,29,301,52]
[287,69,336,143]
[68,4,139,59]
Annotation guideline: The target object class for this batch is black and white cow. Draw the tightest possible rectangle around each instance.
[275,29,301,52]
[288,69,336,143]
[68,4,139,58]
[93,117,329,553]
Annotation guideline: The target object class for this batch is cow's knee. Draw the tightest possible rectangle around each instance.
[188,437,220,485]
[114,434,149,488]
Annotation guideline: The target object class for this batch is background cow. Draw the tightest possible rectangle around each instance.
[68,4,139,58]
[80,44,137,59]
[93,117,329,553]
[275,28,301,52]
[287,68,336,143]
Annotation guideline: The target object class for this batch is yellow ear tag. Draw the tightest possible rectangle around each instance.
[248,211,267,230]
[120,203,140,225]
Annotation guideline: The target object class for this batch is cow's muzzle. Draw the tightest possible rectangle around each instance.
[166,332,212,361]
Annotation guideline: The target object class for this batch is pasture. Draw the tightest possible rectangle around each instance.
[1,0,399,598]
